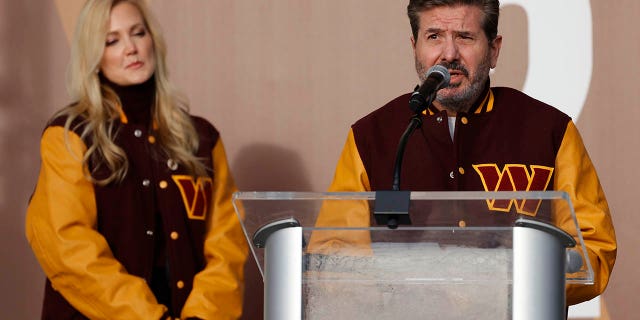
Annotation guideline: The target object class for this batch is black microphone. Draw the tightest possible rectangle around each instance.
[409,64,451,113]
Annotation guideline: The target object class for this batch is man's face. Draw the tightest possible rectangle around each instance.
[411,5,501,112]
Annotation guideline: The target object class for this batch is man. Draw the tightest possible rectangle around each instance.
[324,0,616,306]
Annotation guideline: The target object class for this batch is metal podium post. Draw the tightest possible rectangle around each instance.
[513,218,577,320]
[254,219,303,320]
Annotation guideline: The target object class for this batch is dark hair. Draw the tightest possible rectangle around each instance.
[407,0,500,42]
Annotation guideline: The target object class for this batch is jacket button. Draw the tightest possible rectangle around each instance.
[146,230,153,236]
[142,179,151,187]
[458,167,465,175]
[167,159,178,171]
[148,135,156,144]
[436,116,443,123]
[460,117,468,124]
[134,129,143,137]
[159,180,168,189]
[176,280,184,289]
[458,220,467,228]
[170,231,179,240]
[449,171,455,179]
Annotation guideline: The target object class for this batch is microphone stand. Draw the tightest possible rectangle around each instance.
[374,90,436,229]
[392,114,423,191]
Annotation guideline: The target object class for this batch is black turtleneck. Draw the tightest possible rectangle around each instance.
[101,75,175,310]
[100,75,156,125]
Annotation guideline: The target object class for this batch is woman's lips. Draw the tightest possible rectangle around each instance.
[126,61,143,69]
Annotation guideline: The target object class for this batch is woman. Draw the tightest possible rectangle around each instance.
[25,1,248,319]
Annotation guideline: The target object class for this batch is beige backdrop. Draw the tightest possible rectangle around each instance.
[2,1,637,319]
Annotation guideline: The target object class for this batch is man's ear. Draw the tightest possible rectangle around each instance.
[489,35,503,68]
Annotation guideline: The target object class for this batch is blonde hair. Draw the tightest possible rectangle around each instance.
[57,0,206,185]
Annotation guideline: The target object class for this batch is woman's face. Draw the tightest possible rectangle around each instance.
[100,1,155,86]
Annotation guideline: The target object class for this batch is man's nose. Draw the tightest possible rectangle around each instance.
[440,37,460,62]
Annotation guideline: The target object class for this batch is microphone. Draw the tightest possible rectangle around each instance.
[409,64,451,113]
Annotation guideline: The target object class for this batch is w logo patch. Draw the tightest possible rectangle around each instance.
[473,164,554,216]
[172,175,213,220]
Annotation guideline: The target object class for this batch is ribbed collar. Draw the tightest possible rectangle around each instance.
[101,75,156,125]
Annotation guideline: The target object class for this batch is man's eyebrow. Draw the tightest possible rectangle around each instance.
[455,30,475,37]
[425,27,444,33]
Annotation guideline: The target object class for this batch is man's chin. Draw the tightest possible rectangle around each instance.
[437,87,463,100]
[444,81,463,89]
[436,89,470,108]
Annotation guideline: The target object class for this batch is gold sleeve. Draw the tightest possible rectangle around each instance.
[181,137,249,320]
[307,129,373,255]
[328,128,371,192]
[555,121,617,305]
[25,126,166,319]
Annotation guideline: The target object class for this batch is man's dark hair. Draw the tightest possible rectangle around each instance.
[407,0,500,42]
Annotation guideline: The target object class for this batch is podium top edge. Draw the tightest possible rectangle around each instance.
[232,191,570,201]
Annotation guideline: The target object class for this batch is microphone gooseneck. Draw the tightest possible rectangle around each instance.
[375,65,451,229]
[392,65,451,191]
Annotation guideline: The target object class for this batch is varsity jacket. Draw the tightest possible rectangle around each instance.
[26,110,247,319]
[321,85,616,305]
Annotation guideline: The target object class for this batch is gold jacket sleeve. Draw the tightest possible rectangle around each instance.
[307,129,372,254]
[181,137,249,320]
[25,127,167,320]
[328,129,370,192]
[555,121,617,305]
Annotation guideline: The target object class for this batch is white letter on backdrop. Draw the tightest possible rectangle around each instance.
[500,0,592,120]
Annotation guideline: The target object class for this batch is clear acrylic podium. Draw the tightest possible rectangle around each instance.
[232,191,594,320]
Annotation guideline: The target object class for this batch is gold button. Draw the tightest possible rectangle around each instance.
[159,180,168,189]
[148,135,156,144]
[176,280,184,289]
[170,231,179,240]
[458,167,465,175]
[461,117,468,124]
[458,220,467,228]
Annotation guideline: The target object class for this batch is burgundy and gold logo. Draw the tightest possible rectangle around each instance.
[172,175,212,220]
[473,164,554,216]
